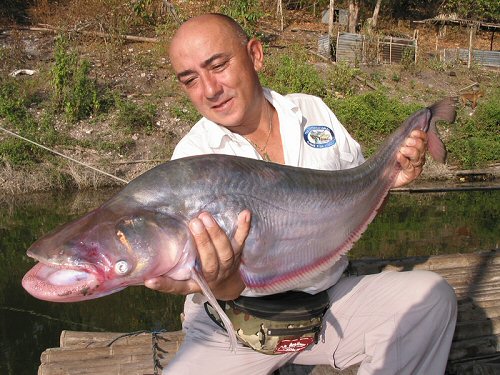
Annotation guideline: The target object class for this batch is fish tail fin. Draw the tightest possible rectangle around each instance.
[427,97,457,163]
[191,267,238,353]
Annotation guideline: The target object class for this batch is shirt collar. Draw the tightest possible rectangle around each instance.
[201,88,303,151]
[264,87,301,116]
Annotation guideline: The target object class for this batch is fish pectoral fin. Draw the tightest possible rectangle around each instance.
[190,267,238,352]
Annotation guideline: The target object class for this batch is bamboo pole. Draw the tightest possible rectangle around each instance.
[457,306,500,321]
[39,361,163,375]
[450,355,500,375]
[449,335,500,361]
[40,353,166,370]
[349,250,500,275]
[41,345,157,363]
[454,317,500,341]
[459,298,500,310]
[60,330,183,348]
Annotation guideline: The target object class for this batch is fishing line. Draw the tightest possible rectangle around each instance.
[105,329,168,375]
[0,125,129,184]
[0,306,105,331]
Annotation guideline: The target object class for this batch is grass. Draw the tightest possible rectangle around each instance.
[260,45,328,97]
[325,92,421,156]
[114,95,157,134]
[446,87,500,168]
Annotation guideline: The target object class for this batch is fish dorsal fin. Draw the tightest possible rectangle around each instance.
[190,267,238,352]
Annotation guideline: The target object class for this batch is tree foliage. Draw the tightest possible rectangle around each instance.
[441,0,500,22]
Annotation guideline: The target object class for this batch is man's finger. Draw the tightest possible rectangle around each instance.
[189,216,219,281]
[144,276,200,295]
[231,210,251,257]
[198,212,235,267]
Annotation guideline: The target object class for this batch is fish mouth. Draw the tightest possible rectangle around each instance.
[22,261,104,302]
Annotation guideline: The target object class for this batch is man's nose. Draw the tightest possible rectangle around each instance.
[201,73,222,99]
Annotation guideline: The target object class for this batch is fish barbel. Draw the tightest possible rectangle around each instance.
[22,98,456,351]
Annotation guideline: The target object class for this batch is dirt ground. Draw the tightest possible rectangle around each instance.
[0,8,499,194]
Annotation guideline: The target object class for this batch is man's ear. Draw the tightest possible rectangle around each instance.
[247,38,264,72]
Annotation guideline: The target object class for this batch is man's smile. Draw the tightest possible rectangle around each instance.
[211,97,233,111]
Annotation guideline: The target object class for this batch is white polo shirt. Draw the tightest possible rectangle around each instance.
[172,88,365,294]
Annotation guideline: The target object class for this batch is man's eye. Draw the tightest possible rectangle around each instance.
[182,77,197,87]
[213,62,228,71]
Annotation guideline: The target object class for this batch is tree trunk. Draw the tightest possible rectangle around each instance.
[371,0,382,29]
[328,0,335,38]
[276,0,284,32]
[348,0,360,33]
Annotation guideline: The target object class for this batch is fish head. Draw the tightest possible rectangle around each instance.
[22,207,194,302]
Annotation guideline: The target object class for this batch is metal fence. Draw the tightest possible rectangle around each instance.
[379,36,416,64]
[443,48,500,68]
[333,32,416,65]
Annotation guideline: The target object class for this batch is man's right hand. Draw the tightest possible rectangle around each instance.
[144,210,251,300]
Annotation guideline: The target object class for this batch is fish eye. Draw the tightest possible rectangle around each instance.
[114,260,130,275]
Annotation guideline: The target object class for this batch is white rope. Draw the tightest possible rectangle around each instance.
[0,125,129,184]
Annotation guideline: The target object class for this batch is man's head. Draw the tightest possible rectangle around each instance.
[169,14,265,131]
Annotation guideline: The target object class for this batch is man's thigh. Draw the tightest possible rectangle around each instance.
[294,270,453,370]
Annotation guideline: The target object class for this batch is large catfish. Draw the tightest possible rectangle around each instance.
[22,98,456,350]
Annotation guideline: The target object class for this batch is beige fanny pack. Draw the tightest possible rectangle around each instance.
[204,291,329,355]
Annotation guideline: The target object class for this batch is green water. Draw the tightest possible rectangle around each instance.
[0,188,498,374]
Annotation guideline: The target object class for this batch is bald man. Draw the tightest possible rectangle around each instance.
[145,14,457,375]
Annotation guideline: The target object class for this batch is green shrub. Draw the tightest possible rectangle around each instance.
[114,96,157,133]
[446,88,500,168]
[0,79,40,132]
[0,80,28,126]
[325,92,421,156]
[260,46,327,97]
[221,0,263,36]
[51,36,101,122]
[327,61,359,96]
[0,138,46,166]
[400,47,416,71]
[425,55,453,72]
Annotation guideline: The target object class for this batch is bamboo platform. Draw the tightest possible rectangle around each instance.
[38,250,500,375]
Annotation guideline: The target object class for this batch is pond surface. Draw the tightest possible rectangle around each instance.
[1,187,499,374]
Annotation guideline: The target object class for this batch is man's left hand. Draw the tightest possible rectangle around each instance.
[393,130,428,188]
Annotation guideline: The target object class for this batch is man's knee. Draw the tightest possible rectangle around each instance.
[408,270,457,320]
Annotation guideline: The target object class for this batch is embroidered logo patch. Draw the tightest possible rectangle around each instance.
[304,126,336,148]
[274,337,314,353]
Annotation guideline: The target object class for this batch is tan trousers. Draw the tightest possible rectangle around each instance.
[164,270,457,375]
